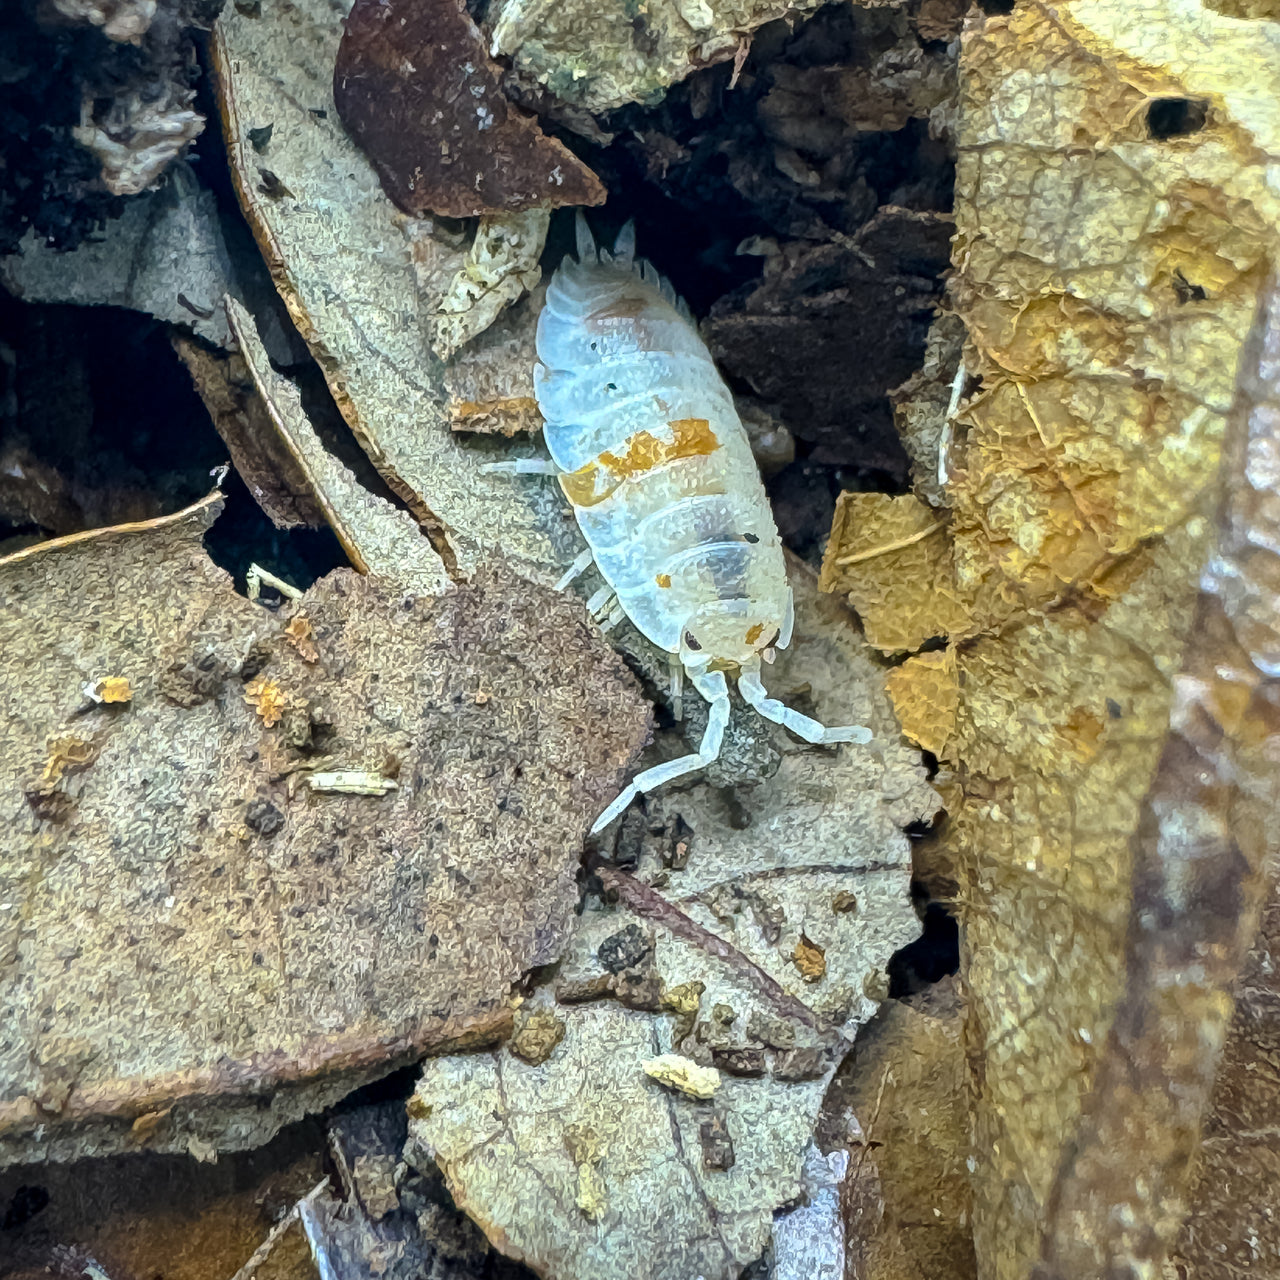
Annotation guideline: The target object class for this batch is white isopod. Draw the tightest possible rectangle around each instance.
[488,216,871,832]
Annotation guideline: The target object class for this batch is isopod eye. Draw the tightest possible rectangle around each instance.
[742,531,760,544]
[684,631,702,651]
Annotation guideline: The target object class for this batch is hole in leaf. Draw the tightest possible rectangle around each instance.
[1147,97,1208,140]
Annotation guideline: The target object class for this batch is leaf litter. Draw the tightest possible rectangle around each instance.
[817,3,1280,1277]
[0,491,648,1167]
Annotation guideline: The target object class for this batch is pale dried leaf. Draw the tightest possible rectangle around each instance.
[0,494,648,1165]
[211,0,575,582]
[225,298,451,596]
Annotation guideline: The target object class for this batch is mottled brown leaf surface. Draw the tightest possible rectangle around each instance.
[0,495,649,1166]
[815,4,1280,1277]
[822,982,974,1280]
[333,0,604,218]
[1172,865,1280,1279]
[1036,272,1280,1278]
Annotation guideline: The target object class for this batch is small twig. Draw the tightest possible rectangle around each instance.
[596,867,834,1037]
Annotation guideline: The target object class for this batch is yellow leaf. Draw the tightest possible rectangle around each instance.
[792,934,827,983]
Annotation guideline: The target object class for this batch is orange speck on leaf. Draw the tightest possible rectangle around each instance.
[98,676,132,704]
[244,676,288,728]
[284,615,319,663]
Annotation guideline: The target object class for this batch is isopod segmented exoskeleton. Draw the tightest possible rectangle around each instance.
[488,216,871,832]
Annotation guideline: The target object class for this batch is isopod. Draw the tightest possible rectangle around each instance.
[489,216,870,832]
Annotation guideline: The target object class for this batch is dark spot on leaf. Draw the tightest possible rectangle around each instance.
[247,124,274,152]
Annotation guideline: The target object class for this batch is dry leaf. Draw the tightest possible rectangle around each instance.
[432,210,549,361]
[212,0,576,582]
[847,4,1280,1277]
[405,572,936,1280]
[333,0,605,217]
[818,492,971,653]
[282,616,318,664]
[0,494,648,1165]
[491,0,827,114]
[642,1054,722,1099]
[224,298,450,595]
[95,677,132,704]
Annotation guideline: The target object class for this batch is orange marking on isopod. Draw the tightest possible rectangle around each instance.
[745,623,764,645]
[656,573,672,588]
[559,418,720,509]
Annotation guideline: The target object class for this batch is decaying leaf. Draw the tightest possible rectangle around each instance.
[225,297,451,595]
[0,493,648,1166]
[816,4,1280,1277]
[212,0,579,582]
[432,210,549,361]
[491,0,849,114]
[176,336,326,531]
[1171,863,1280,1277]
[1035,269,1280,1275]
[818,492,971,653]
[824,983,974,1280]
[333,0,605,218]
[0,178,235,348]
[405,572,935,1280]
[443,287,544,436]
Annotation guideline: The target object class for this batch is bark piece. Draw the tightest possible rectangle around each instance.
[333,0,604,218]
[0,494,649,1165]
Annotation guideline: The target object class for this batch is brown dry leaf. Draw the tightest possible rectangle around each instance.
[883,647,957,761]
[0,493,648,1166]
[849,5,1280,1278]
[243,675,288,728]
[282,616,319,664]
[39,735,98,788]
[333,0,605,218]
[825,982,974,1280]
[211,0,579,583]
[175,336,325,531]
[1172,863,1280,1276]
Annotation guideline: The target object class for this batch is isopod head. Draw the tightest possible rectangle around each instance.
[678,593,789,671]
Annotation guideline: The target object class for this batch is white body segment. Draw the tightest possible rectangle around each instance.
[524,219,871,831]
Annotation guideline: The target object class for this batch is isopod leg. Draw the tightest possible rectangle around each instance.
[738,668,872,746]
[601,604,627,633]
[585,584,615,618]
[589,670,728,834]
[669,659,684,722]
[554,547,594,591]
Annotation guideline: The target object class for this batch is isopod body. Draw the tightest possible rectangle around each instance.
[528,219,870,831]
